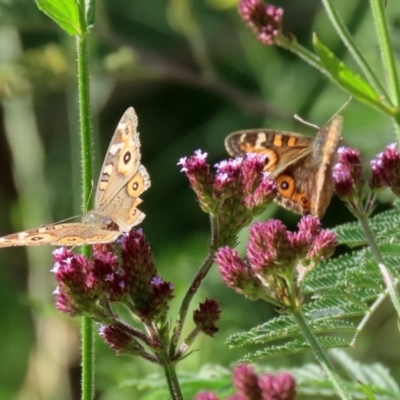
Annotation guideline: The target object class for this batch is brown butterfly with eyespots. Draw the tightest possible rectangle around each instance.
[0,107,150,247]
[225,116,343,218]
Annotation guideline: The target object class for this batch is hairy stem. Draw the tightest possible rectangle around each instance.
[358,215,400,320]
[292,309,353,400]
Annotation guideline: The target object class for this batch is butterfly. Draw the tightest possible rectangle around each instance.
[224,115,343,218]
[0,107,150,247]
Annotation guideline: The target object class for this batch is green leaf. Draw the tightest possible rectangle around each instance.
[240,337,350,363]
[84,0,95,30]
[35,0,84,36]
[313,34,382,108]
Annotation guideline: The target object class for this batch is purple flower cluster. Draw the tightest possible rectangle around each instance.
[370,143,400,196]
[52,230,174,354]
[332,147,364,201]
[331,143,400,217]
[195,364,296,400]
[215,216,337,306]
[239,0,284,46]
[179,151,277,246]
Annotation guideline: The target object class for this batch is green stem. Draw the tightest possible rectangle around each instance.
[169,213,218,355]
[169,249,216,355]
[322,0,389,103]
[351,286,388,347]
[277,35,323,71]
[357,215,400,319]
[292,309,352,400]
[77,38,94,212]
[369,0,400,135]
[76,32,94,400]
[81,316,95,400]
[162,360,183,400]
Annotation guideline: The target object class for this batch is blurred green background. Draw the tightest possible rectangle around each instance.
[0,0,399,399]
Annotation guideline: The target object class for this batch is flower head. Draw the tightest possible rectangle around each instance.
[119,230,174,321]
[247,220,294,274]
[99,324,136,354]
[232,364,262,399]
[180,151,277,247]
[193,299,221,337]
[370,143,400,196]
[195,365,296,400]
[239,0,284,46]
[53,230,173,324]
[258,371,297,400]
[215,246,263,299]
[215,216,337,307]
[333,147,364,200]
[178,150,215,213]
[332,146,369,217]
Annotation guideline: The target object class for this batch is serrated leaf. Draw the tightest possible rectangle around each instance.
[334,221,366,247]
[313,34,381,107]
[227,315,299,347]
[240,337,350,362]
[36,0,84,36]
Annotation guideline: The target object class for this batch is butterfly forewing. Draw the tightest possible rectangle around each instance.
[225,129,313,176]
[95,107,142,209]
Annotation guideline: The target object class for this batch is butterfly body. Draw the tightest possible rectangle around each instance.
[0,107,150,247]
[225,116,343,218]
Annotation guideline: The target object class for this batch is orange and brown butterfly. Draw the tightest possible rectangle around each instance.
[224,116,343,218]
[0,107,150,247]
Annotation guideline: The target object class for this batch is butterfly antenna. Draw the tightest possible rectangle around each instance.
[329,97,352,122]
[42,215,80,226]
[293,114,320,130]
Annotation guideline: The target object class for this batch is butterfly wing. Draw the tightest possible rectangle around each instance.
[94,107,151,232]
[225,118,342,217]
[312,115,342,217]
[225,129,313,175]
[0,223,120,247]
[225,129,315,214]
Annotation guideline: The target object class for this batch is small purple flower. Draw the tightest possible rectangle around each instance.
[91,255,126,301]
[289,215,321,256]
[241,153,267,193]
[148,277,174,321]
[53,289,78,316]
[370,143,400,196]
[178,150,216,213]
[215,246,263,299]
[232,364,262,399]
[193,299,220,337]
[247,220,295,274]
[239,0,284,46]
[99,324,137,355]
[213,158,243,195]
[245,172,277,211]
[52,247,74,263]
[306,229,337,262]
[258,371,296,400]
[332,147,364,200]
[119,229,156,298]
